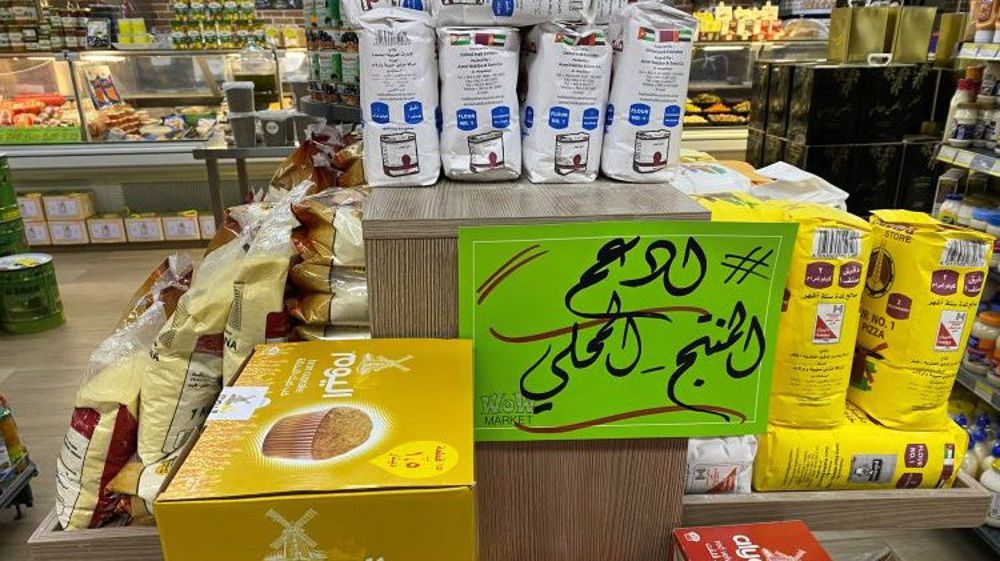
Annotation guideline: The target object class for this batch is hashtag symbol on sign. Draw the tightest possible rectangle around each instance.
[721,246,774,284]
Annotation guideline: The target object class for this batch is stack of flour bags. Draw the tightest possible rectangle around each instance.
[349,0,698,186]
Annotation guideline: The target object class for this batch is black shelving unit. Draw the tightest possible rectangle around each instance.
[0,460,37,520]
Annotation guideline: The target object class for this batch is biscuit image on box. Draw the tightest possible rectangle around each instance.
[263,406,373,460]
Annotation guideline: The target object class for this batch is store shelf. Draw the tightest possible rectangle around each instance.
[956,366,1000,412]
[30,508,164,561]
[959,43,1000,61]
[3,142,204,170]
[972,525,1000,556]
[192,146,295,161]
[0,461,36,508]
[936,145,1000,178]
[682,471,990,531]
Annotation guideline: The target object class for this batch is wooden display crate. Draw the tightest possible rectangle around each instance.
[27,474,992,561]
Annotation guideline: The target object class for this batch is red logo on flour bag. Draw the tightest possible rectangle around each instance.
[812,303,844,344]
[670,521,833,561]
[930,269,959,295]
[935,310,967,351]
[838,261,863,288]
[264,312,291,342]
[194,333,225,356]
[965,271,985,297]
[804,262,833,289]
[886,293,912,320]
[896,473,923,488]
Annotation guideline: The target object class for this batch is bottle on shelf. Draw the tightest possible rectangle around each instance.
[944,79,977,144]
[979,459,1000,528]
[964,433,982,478]
[982,443,1000,475]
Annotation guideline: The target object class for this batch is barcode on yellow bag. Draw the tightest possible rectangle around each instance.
[811,228,861,259]
[940,239,988,267]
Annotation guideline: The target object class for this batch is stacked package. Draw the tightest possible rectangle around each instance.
[355,1,699,186]
[287,187,370,341]
[696,196,972,492]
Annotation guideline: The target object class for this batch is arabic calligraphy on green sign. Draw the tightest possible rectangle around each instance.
[459,220,796,441]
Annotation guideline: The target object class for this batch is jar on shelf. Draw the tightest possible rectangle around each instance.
[971,207,1000,232]
[948,102,979,148]
[964,311,1000,376]
[940,193,963,225]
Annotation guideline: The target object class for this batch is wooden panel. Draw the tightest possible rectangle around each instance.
[476,439,686,561]
[28,509,164,561]
[367,237,457,338]
[363,179,709,238]
[681,472,992,531]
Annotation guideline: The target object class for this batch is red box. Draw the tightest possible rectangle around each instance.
[671,521,833,561]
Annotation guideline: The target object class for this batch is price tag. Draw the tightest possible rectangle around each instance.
[938,145,957,163]
[960,43,979,58]
[972,153,994,172]
[955,149,975,167]
[981,44,1000,59]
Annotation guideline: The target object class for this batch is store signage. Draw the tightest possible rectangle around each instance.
[459,220,796,441]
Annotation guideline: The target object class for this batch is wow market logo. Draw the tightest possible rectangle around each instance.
[480,393,535,427]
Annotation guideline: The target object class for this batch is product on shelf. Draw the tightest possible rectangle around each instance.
[23,221,49,245]
[0,252,64,334]
[0,396,28,483]
[289,263,363,293]
[700,196,873,428]
[48,220,88,245]
[124,213,164,242]
[437,25,520,181]
[220,183,308,383]
[430,0,584,27]
[16,193,44,222]
[86,212,127,243]
[162,212,201,241]
[170,0,262,49]
[754,402,966,491]
[286,286,368,325]
[684,436,757,494]
[290,187,366,267]
[0,218,27,256]
[671,521,833,561]
[41,191,95,221]
[257,109,292,147]
[692,1,782,42]
[155,339,475,561]
[602,3,696,182]
[851,210,993,430]
[520,23,611,184]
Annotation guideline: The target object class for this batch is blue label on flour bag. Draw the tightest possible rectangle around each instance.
[492,0,514,16]
[457,108,477,131]
[582,108,600,131]
[492,106,511,128]
[370,102,390,124]
[435,106,442,133]
[400,0,423,9]
[549,107,570,130]
[605,104,614,130]
[629,104,650,126]
[404,101,423,125]
[524,106,534,129]
[663,105,681,127]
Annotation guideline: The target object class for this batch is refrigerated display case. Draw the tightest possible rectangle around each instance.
[0,54,84,144]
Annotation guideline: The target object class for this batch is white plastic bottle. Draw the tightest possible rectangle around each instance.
[982,443,1000,475]
[979,459,1000,528]
[944,79,976,142]
[963,434,982,478]
[975,428,992,464]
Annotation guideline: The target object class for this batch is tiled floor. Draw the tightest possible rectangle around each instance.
[0,249,996,561]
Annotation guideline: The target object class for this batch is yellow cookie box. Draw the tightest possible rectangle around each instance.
[156,339,476,561]
[696,194,873,428]
[851,210,993,430]
[753,402,966,491]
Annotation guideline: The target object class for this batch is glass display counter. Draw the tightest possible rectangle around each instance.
[0,54,84,144]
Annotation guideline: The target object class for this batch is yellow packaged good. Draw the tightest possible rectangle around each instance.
[697,194,873,428]
[753,402,966,491]
[156,339,475,561]
[851,210,993,430]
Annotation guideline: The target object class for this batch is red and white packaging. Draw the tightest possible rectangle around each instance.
[671,521,833,561]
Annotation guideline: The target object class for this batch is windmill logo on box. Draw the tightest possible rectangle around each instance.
[264,509,326,561]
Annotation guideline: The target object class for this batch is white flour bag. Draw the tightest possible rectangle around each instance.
[360,9,440,187]
[438,27,521,181]
[430,0,585,27]
[588,0,633,25]
[342,0,428,28]
[601,3,697,182]
[521,24,611,183]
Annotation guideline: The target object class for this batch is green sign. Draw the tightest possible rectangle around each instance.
[0,127,82,145]
[459,220,797,441]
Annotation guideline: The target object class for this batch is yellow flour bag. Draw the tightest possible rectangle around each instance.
[289,263,366,293]
[754,402,966,491]
[697,194,873,427]
[851,210,993,430]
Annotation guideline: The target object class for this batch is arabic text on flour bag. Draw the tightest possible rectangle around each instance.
[601,3,698,182]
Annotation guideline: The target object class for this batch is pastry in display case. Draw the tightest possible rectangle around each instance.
[0,54,83,144]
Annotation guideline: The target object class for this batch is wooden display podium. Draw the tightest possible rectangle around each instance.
[363,179,708,561]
